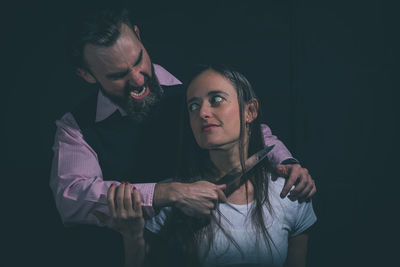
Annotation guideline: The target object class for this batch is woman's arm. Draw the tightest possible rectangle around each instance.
[284,233,309,267]
[123,234,146,267]
[93,182,146,267]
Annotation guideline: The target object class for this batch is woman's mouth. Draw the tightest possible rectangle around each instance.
[202,124,219,131]
[129,85,150,100]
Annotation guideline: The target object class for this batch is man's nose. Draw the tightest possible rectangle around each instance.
[127,69,145,87]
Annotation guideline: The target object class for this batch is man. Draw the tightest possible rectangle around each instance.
[50,6,315,266]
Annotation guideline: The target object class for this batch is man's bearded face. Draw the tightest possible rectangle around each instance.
[101,66,163,122]
[80,23,162,122]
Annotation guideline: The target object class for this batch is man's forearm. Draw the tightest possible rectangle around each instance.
[51,178,157,224]
[261,124,295,166]
[152,180,226,218]
[152,182,183,208]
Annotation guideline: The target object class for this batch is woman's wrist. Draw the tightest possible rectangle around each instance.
[123,234,144,240]
[123,234,145,246]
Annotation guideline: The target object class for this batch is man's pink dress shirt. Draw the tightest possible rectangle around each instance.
[49,64,293,226]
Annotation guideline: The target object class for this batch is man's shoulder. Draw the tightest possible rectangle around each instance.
[54,112,84,142]
[56,112,79,129]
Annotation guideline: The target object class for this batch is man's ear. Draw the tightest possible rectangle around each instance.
[245,98,259,123]
[133,25,141,40]
[76,68,97,84]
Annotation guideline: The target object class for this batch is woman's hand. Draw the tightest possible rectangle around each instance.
[93,182,144,240]
[94,183,146,266]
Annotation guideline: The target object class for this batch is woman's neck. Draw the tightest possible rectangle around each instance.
[209,144,241,176]
[208,143,254,204]
[228,180,254,205]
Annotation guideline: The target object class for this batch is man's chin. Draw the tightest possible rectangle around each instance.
[100,66,163,122]
[124,89,162,122]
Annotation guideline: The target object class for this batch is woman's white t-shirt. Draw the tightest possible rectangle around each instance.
[146,176,317,266]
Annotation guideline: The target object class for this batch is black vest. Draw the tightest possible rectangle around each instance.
[65,84,184,267]
[71,84,185,183]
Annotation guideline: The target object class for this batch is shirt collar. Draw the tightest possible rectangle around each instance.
[95,63,182,122]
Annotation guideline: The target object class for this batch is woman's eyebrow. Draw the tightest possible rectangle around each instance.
[207,90,229,96]
[187,90,229,103]
[187,96,200,104]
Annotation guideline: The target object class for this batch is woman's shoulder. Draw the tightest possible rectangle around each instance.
[267,174,290,205]
[266,173,317,235]
[267,174,315,217]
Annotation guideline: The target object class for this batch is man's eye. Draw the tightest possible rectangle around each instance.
[211,96,223,105]
[109,73,126,80]
[188,103,200,112]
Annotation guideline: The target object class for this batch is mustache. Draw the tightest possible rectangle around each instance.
[124,73,152,94]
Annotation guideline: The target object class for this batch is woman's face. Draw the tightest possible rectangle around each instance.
[186,70,241,150]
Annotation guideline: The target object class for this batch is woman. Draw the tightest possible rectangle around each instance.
[95,65,317,267]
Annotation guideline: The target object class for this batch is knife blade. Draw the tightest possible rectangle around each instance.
[215,145,274,196]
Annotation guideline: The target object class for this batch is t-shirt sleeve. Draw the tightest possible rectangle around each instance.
[290,200,317,237]
[145,206,172,234]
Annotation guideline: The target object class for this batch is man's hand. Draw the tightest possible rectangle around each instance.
[275,164,316,201]
[154,181,227,218]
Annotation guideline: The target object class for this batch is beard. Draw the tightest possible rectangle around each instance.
[100,66,163,123]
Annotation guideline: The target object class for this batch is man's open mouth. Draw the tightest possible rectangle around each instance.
[129,85,150,100]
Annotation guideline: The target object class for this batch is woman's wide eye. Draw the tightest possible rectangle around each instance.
[211,95,223,105]
[188,103,200,112]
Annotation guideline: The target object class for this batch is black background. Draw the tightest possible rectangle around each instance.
[4,0,399,266]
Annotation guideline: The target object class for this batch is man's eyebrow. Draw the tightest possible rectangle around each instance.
[106,69,130,79]
[105,49,143,79]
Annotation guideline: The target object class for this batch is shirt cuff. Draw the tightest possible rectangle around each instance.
[280,158,300,165]
[134,183,156,217]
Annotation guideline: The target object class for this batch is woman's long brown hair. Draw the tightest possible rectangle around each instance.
[155,64,277,267]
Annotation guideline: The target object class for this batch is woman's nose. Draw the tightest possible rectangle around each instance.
[199,104,212,119]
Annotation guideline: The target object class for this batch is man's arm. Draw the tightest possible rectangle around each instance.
[153,181,226,218]
[50,113,224,224]
[261,124,295,166]
[261,124,316,200]
[49,113,155,225]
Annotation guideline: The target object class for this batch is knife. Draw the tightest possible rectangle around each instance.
[213,145,274,214]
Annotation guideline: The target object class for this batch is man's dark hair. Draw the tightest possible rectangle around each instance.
[66,6,136,70]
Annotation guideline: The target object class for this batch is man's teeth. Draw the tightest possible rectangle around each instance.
[130,86,147,97]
